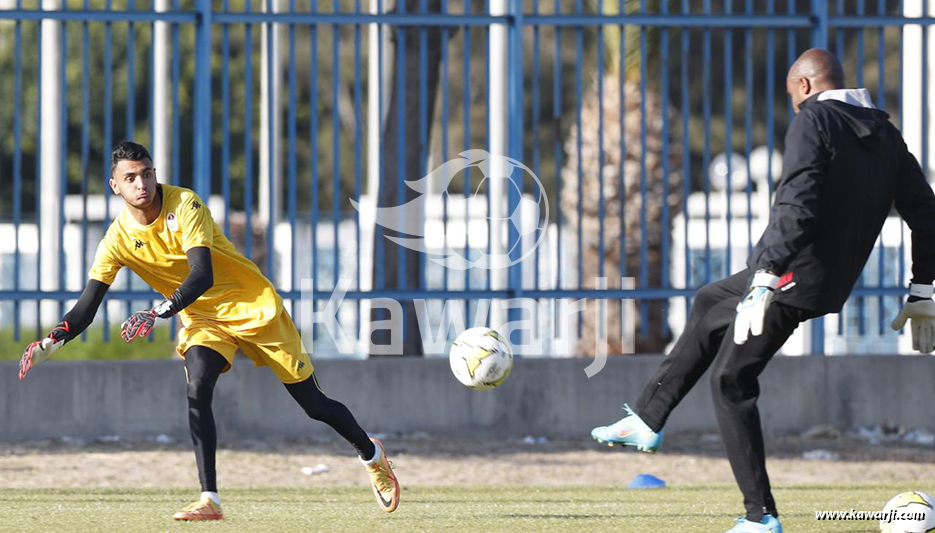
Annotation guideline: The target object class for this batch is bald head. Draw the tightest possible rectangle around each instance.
[786,48,845,113]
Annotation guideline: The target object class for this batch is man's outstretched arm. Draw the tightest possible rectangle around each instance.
[890,139,935,353]
[121,247,214,342]
[893,137,935,287]
[19,279,110,380]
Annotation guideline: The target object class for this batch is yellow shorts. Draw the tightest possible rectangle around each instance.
[176,308,313,384]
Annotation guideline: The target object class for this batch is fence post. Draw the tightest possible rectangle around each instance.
[507,0,525,347]
[809,0,827,355]
[810,0,828,49]
[193,0,212,199]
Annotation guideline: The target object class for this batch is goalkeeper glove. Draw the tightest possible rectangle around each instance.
[19,321,71,380]
[120,299,177,343]
[891,283,935,354]
[734,270,779,345]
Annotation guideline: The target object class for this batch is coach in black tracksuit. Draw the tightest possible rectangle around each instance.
[632,48,935,524]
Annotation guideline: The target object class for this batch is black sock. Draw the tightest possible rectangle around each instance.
[184,347,228,493]
[285,374,376,460]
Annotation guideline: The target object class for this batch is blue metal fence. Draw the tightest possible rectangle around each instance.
[0,0,931,355]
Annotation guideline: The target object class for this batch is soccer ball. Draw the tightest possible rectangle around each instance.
[449,327,513,390]
[880,491,935,533]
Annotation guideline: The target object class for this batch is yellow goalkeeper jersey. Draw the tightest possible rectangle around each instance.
[89,184,282,331]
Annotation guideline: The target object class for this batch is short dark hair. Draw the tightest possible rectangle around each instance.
[111,141,152,173]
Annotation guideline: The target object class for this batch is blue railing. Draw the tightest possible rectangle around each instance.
[0,0,931,355]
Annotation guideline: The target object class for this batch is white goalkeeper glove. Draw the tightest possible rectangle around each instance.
[734,270,779,345]
[891,283,935,354]
[18,321,70,380]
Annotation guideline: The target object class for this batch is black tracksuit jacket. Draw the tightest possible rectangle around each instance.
[747,92,935,314]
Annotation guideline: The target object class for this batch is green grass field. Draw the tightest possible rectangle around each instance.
[0,484,907,532]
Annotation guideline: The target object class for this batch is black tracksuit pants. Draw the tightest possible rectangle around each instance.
[634,269,814,522]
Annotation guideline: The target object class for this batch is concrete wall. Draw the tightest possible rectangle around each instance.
[1,356,933,441]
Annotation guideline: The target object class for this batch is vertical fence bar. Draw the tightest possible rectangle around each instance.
[332,1,341,289]
[441,0,450,299]
[923,0,929,178]
[102,0,111,340]
[898,0,905,310]
[573,0,583,334]
[463,0,471,303]
[857,0,865,88]
[171,0,180,187]
[507,0,524,333]
[766,0,775,198]
[597,9,605,284]
[222,0,231,235]
[660,0,670,336]
[148,17,154,160]
[396,2,405,293]
[619,0,629,326]
[484,0,491,297]
[877,0,887,335]
[844,0,861,347]
[353,0,363,333]
[531,0,540,293]
[702,0,711,286]
[34,12,41,340]
[81,1,90,339]
[833,2,845,340]
[876,2,886,105]
[812,0,828,49]
[265,0,276,282]
[127,0,135,143]
[194,0,212,199]
[58,16,67,320]
[555,0,563,285]
[681,1,689,320]
[744,0,753,257]
[245,1,255,259]
[787,0,796,121]
[724,0,733,275]
[638,0,648,336]
[287,0,297,309]
[810,0,828,354]
[836,0,844,59]
[375,0,384,295]
[418,0,428,306]
[310,2,319,333]
[553,0,563,330]
[13,5,23,341]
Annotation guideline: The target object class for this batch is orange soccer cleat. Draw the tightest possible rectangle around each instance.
[172,496,223,521]
[363,438,400,513]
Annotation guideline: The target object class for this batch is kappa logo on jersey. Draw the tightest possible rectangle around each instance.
[134,239,146,250]
[191,200,201,210]
[166,212,179,232]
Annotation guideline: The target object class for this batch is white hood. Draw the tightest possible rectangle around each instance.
[816,88,876,109]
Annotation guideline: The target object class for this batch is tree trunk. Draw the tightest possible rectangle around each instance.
[561,76,683,355]
[370,0,445,356]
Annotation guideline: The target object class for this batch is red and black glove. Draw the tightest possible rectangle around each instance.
[19,321,71,380]
[120,299,177,343]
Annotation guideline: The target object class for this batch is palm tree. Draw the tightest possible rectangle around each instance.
[560,0,683,354]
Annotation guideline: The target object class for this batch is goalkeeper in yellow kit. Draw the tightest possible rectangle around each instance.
[18,141,400,520]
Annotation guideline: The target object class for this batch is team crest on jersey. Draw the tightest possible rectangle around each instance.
[166,212,179,232]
